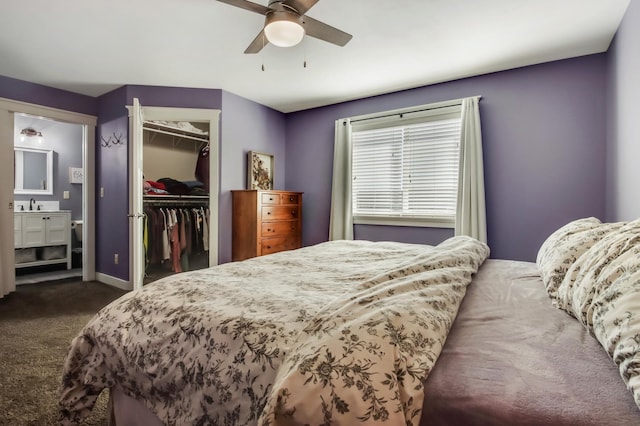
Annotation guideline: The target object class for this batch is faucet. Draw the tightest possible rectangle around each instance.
[29,198,35,211]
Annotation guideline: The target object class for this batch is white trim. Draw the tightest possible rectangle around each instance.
[83,124,96,281]
[95,272,133,291]
[126,103,221,289]
[0,97,96,126]
[353,215,454,228]
[0,109,16,296]
[0,96,97,282]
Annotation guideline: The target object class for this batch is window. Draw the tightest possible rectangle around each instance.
[351,105,462,227]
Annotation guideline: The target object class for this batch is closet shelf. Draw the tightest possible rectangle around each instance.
[144,195,209,205]
[143,121,209,144]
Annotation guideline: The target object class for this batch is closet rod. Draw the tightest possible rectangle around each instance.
[144,198,209,206]
[144,201,208,207]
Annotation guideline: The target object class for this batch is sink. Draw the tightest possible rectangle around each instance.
[14,200,60,212]
[20,209,67,213]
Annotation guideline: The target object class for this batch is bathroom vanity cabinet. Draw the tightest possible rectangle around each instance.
[14,211,71,269]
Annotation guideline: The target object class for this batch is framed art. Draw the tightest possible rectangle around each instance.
[247,151,274,190]
[69,167,84,184]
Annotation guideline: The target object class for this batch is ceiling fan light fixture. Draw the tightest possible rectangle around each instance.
[264,11,304,47]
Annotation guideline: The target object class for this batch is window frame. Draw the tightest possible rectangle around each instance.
[350,102,462,229]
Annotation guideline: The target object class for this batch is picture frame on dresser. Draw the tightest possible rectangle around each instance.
[247,151,274,190]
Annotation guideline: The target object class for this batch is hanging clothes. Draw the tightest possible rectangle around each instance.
[195,145,210,194]
[143,204,209,276]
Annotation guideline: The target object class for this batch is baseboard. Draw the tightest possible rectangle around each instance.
[95,273,132,291]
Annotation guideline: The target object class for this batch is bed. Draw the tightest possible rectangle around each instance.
[58,219,640,425]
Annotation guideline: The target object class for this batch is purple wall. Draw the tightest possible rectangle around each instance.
[95,85,225,280]
[606,1,640,221]
[219,90,287,263]
[95,87,129,280]
[0,75,96,116]
[125,85,223,110]
[285,55,608,262]
[95,115,129,278]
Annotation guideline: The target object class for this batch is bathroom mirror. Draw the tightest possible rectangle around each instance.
[14,146,54,195]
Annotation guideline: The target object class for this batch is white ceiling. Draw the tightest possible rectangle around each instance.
[0,0,630,113]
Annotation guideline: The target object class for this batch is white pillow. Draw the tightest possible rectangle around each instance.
[537,217,640,411]
[536,217,606,301]
[586,220,640,409]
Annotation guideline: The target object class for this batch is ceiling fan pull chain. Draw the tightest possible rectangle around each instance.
[261,32,266,71]
[303,38,307,68]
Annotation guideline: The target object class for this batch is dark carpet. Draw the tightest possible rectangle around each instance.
[0,279,127,425]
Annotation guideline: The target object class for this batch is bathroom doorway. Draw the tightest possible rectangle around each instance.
[14,114,85,284]
[1,97,96,296]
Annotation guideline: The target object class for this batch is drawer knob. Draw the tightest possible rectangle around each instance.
[291,211,296,216]
[289,197,294,201]
[267,212,271,215]
[267,245,271,249]
[269,197,274,201]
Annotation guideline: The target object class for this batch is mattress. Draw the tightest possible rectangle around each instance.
[421,259,640,425]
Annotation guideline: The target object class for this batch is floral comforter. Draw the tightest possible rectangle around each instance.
[59,236,489,425]
[537,217,640,411]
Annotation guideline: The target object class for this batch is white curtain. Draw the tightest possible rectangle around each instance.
[0,108,16,298]
[455,97,487,243]
[328,118,354,240]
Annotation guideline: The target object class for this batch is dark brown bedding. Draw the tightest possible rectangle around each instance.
[421,259,640,425]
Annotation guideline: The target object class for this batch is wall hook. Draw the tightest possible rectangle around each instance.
[101,132,124,148]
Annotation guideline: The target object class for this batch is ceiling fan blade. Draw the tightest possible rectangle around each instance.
[282,0,319,15]
[302,15,352,47]
[217,0,270,15]
[244,29,269,54]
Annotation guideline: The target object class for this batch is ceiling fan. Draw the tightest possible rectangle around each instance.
[217,0,352,53]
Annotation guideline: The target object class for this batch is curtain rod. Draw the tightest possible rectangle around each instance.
[345,96,482,125]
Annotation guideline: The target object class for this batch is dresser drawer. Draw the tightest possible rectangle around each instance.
[261,236,299,255]
[261,220,298,237]
[260,192,300,206]
[261,192,281,205]
[281,193,300,205]
[262,206,299,221]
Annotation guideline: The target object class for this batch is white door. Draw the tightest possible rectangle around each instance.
[0,108,16,297]
[128,101,221,290]
[129,98,145,290]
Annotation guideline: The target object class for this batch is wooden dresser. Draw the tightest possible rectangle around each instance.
[231,190,303,261]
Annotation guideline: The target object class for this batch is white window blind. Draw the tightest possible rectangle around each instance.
[351,112,461,227]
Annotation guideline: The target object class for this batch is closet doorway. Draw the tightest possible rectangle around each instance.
[128,99,220,290]
[0,97,97,297]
